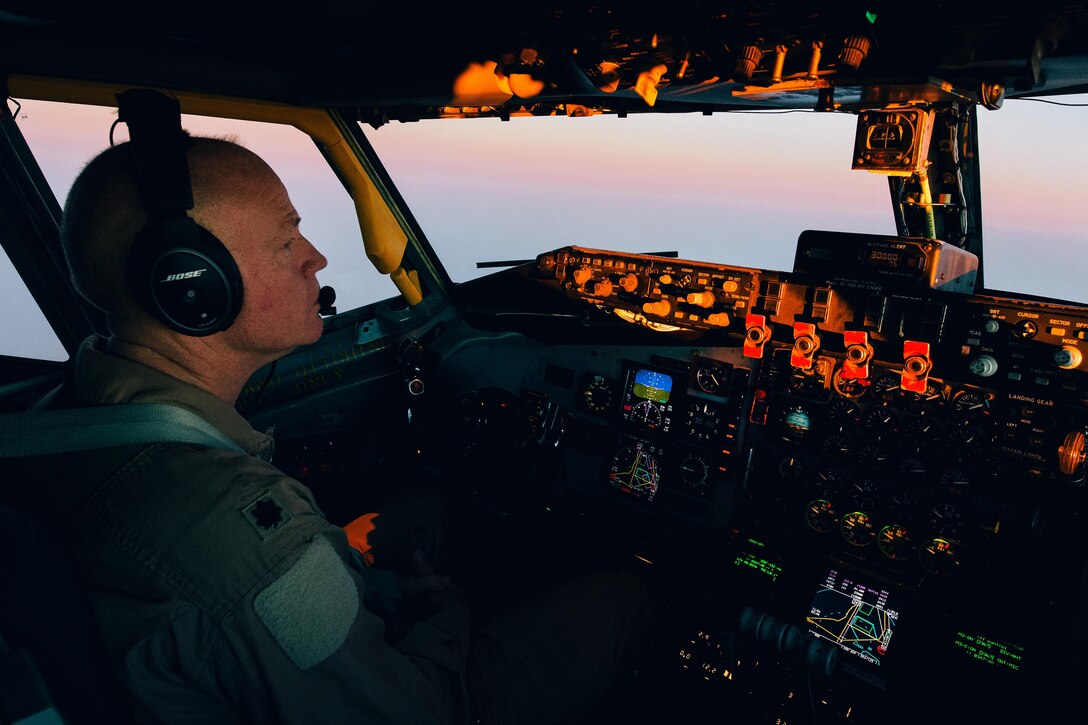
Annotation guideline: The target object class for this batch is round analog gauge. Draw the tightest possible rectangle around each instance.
[898,454,929,482]
[678,454,710,494]
[951,391,990,422]
[821,431,853,458]
[779,456,804,480]
[781,406,812,441]
[917,381,944,405]
[939,467,973,490]
[831,367,870,399]
[684,400,723,442]
[871,372,902,401]
[919,537,960,576]
[850,476,881,506]
[581,375,617,415]
[630,399,664,428]
[878,524,916,560]
[814,466,847,496]
[857,441,889,468]
[863,406,897,431]
[904,414,937,442]
[826,398,861,426]
[840,511,877,546]
[928,502,963,537]
[946,424,987,454]
[695,360,730,395]
[805,499,838,533]
[888,487,920,513]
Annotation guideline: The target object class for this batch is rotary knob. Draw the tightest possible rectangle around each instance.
[1058,431,1086,476]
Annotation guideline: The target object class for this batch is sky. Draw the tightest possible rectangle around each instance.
[4,92,1087,362]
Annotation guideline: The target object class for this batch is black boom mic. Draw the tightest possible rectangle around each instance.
[318,285,336,316]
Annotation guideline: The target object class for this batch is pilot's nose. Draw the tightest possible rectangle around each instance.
[301,235,328,274]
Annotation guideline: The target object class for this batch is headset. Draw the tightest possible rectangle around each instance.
[117,89,243,336]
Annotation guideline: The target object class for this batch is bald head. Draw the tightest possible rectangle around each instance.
[60,137,270,325]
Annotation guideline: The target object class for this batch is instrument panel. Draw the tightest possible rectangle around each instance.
[412,231,1087,722]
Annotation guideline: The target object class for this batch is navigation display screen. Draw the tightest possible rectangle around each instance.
[608,436,664,502]
[805,569,898,667]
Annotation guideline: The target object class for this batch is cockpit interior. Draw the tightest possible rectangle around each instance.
[1,2,1086,722]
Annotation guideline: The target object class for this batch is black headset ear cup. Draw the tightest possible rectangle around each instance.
[128,216,244,336]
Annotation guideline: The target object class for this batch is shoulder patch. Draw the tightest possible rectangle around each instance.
[241,491,292,540]
[254,537,359,669]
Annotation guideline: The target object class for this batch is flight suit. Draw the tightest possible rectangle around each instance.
[26,336,649,724]
[32,336,471,723]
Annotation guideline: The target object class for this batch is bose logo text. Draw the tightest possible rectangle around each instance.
[161,269,207,282]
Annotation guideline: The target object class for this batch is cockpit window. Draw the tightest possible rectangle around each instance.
[0,243,67,361]
[974,95,1088,303]
[364,98,1087,305]
[13,99,392,316]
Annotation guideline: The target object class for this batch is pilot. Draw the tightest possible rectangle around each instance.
[45,122,649,723]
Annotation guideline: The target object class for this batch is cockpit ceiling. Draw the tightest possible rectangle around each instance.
[3,2,1088,120]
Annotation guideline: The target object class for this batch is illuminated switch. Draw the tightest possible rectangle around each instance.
[841,331,872,380]
[901,340,931,393]
[791,322,820,369]
[744,313,770,359]
[707,313,730,327]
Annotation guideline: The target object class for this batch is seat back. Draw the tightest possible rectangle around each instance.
[0,505,133,724]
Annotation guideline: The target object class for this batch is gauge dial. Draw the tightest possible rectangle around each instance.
[831,367,870,399]
[951,390,990,422]
[871,371,902,401]
[781,406,812,442]
[939,467,973,490]
[898,454,929,482]
[581,375,617,415]
[805,499,838,533]
[821,431,853,458]
[878,524,916,560]
[684,400,724,443]
[919,537,960,576]
[778,456,804,480]
[814,466,847,496]
[857,441,889,468]
[840,511,877,546]
[850,476,882,506]
[826,398,861,426]
[928,502,963,537]
[863,406,897,431]
[630,399,664,428]
[907,381,944,408]
[694,360,730,395]
[678,454,710,494]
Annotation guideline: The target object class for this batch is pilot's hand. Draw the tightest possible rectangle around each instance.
[398,548,454,604]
